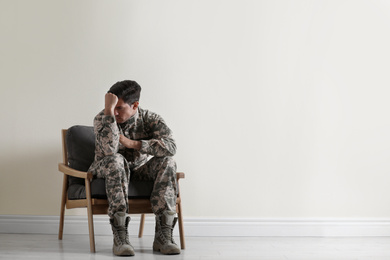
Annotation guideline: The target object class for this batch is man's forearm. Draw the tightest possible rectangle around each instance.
[94,113,120,157]
[119,135,142,150]
[127,140,142,150]
[139,138,176,157]
[105,108,114,116]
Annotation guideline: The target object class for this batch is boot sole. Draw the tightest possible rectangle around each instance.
[113,247,135,256]
[153,244,181,255]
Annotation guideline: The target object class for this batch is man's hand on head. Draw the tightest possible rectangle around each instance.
[105,93,118,116]
[119,135,142,150]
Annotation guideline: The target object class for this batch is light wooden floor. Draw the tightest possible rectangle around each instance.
[1,234,390,259]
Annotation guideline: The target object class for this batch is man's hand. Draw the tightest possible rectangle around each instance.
[105,93,118,116]
[119,135,142,150]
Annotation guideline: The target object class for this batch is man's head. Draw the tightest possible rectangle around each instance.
[108,80,141,105]
[108,80,141,123]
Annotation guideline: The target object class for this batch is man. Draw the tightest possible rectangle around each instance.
[88,80,180,256]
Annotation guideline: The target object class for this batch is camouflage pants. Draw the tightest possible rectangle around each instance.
[92,154,177,219]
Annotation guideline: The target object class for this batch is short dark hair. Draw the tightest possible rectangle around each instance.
[108,80,141,105]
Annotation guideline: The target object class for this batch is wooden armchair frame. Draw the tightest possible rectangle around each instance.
[58,129,185,253]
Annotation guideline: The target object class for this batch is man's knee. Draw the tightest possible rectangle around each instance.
[154,156,177,172]
[164,156,177,170]
[104,153,126,167]
[96,153,128,179]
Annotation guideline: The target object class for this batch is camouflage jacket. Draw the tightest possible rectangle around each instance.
[88,107,176,171]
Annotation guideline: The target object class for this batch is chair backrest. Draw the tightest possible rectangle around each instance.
[63,125,155,199]
[65,125,95,185]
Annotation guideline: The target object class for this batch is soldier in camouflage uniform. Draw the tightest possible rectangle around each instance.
[88,80,180,256]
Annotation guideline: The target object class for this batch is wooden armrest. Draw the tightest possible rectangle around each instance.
[58,163,93,179]
[176,172,185,180]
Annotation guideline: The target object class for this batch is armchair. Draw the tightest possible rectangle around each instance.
[57,125,185,253]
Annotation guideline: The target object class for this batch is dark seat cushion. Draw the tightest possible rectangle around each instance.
[66,125,154,200]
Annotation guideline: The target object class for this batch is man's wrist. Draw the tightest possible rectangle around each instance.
[130,140,142,150]
[104,107,115,116]
[123,137,141,150]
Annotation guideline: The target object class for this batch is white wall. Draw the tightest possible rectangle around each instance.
[1,0,390,219]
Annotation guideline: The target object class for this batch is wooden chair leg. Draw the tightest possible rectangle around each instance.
[86,206,96,253]
[58,174,67,240]
[138,214,146,238]
[177,201,185,249]
[85,179,96,253]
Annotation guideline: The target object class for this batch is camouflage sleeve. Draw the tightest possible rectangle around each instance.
[139,113,176,157]
[93,110,120,158]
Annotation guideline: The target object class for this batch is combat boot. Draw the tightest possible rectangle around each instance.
[153,211,181,255]
[110,212,135,256]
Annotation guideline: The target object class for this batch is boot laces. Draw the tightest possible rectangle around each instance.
[156,214,178,246]
[162,225,173,243]
[112,222,130,246]
[113,229,124,246]
[159,219,176,245]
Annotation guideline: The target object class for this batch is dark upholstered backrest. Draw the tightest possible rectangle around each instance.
[66,125,95,185]
[65,125,156,199]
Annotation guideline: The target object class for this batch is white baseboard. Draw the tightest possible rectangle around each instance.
[1,215,390,237]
